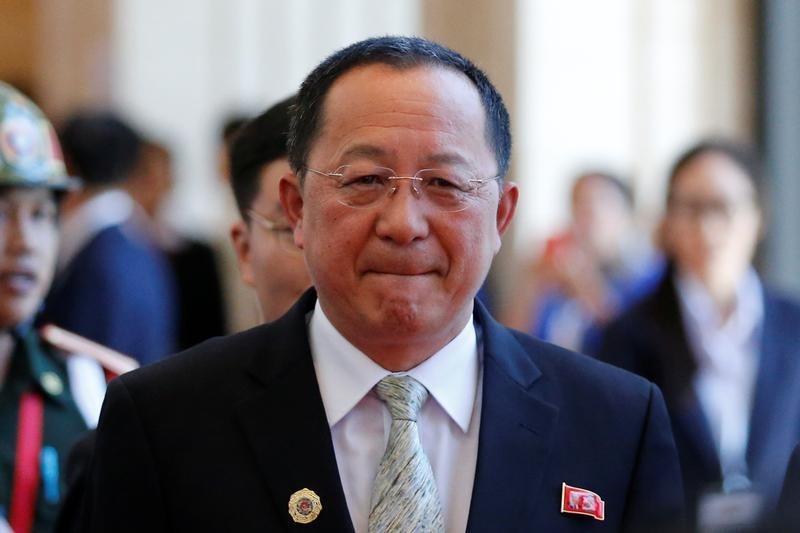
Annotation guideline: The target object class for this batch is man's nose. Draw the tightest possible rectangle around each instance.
[374,181,430,244]
[6,214,34,253]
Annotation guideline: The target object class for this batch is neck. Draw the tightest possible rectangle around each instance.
[696,270,740,320]
[327,314,471,372]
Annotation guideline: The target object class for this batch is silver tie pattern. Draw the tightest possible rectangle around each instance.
[369,375,444,533]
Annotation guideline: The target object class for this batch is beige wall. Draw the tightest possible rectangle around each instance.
[36,0,111,121]
[0,0,112,121]
[0,1,36,94]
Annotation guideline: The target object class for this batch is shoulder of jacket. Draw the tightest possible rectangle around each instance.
[39,323,139,376]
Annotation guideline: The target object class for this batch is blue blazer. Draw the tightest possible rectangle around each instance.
[598,270,800,523]
[80,289,683,531]
[43,223,177,365]
[773,442,800,530]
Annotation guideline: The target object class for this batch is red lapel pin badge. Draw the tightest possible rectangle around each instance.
[561,482,605,520]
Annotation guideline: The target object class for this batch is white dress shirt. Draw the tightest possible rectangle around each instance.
[310,300,482,533]
[675,269,763,488]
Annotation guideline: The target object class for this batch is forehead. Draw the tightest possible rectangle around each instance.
[671,152,756,200]
[0,186,56,203]
[311,63,493,168]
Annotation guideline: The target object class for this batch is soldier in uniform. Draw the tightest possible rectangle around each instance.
[0,82,137,533]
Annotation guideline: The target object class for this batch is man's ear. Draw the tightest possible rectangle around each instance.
[490,181,518,255]
[496,181,518,237]
[230,220,255,287]
[280,173,304,249]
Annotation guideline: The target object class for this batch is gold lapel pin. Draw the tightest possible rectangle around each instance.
[288,488,322,524]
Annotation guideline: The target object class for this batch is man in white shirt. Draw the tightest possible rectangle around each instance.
[81,36,684,532]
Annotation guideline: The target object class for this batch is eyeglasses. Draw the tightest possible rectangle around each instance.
[304,164,502,212]
[246,209,300,252]
[667,197,756,224]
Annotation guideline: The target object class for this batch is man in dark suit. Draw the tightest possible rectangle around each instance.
[81,36,684,532]
[228,95,312,322]
[774,443,800,530]
[599,141,800,530]
[42,112,177,365]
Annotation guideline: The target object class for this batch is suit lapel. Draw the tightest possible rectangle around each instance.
[466,304,559,531]
[747,292,800,487]
[234,290,354,532]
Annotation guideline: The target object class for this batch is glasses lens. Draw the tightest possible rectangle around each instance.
[332,165,393,208]
[415,169,474,212]
[248,210,301,253]
[310,165,494,212]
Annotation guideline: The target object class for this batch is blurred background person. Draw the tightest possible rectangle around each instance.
[502,170,662,354]
[0,82,136,533]
[598,140,800,531]
[41,111,177,365]
[214,113,262,332]
[228,95,311,321]
[773,442,800,531]
[54,100,311,533]
[125,139,226,350]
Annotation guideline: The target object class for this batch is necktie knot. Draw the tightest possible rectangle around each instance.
[375,375,428,422]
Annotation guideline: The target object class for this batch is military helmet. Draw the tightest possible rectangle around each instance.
[0,81,79,190]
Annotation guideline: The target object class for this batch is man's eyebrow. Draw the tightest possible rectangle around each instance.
[341,144,387,160]
[340,145,470,167]
[426,153,470,167]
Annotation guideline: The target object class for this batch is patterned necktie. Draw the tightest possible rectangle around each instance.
[368,375,444,533]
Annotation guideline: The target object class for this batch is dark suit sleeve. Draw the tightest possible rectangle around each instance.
[622,383,686,532]
[774,442,800,529]
[80,378,169,532]
[597,316,646,376]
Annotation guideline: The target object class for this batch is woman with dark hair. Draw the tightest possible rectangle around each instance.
[599,140,800,531]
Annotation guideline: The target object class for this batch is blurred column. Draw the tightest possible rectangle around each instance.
[759,0,800,292]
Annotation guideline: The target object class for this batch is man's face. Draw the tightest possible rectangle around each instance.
[663,151,761,287]
[571,175,633,264]
[282,63,517,363]
[231,157,312,322]
[0,187,58,328]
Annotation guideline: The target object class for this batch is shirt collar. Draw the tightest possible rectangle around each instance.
[310,299,479,433]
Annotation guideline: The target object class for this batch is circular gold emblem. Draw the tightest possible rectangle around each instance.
[288,488,322,524]
[40,371,63,396]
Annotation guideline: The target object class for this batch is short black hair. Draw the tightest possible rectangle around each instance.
[59,111,141,186]
[220,114,250,147]
[229,95,295,219]
[667,139,762,206]
[287,36,511,181]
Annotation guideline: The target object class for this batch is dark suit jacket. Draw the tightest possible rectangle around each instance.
[42,223,177,366]
[167,238,226,351]
[81,290,684,532]
[773,442,800,531]
[598,270,800,525]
